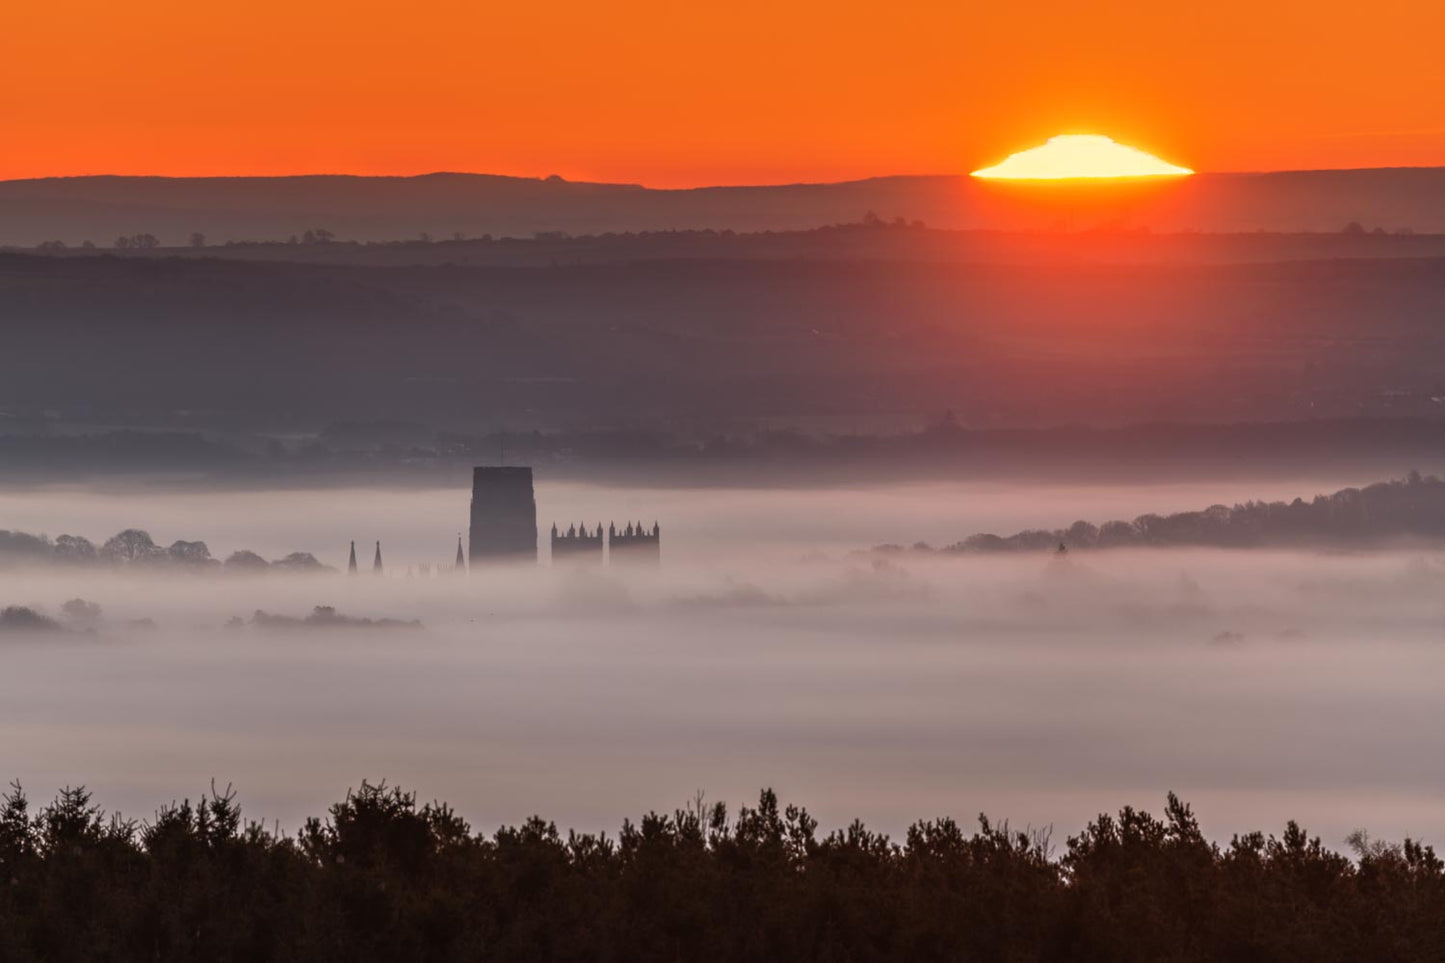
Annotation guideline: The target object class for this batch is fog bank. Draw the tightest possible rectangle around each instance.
[2,479,1442,849]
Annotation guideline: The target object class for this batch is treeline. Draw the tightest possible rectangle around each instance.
[0,782,1441,962]
[0,528,327,573]
[22,216,927,253]
[927,472,1445,553]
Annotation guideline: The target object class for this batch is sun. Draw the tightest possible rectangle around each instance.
[972,134,1193,180]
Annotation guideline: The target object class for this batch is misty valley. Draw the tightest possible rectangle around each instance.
[2,474,1444,855]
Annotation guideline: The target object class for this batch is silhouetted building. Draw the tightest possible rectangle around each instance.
[348,540,358,574]
[551,522,604,564]
[373,540,383,575]
[469,466,538,564]
[454,536,466,574]
[609,521,660,565]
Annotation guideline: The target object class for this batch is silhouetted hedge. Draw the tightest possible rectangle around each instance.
[0,781,1441,962]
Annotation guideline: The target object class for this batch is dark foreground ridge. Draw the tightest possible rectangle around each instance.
[0,781,1441,962]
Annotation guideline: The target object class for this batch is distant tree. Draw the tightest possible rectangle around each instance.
[927,408,960,434]
[99,529,161,565]
[166,540,215,569]
[223,550,269,573]
[1096,519,1138,547]
[0,606,61,631]
[188,232,206,248]
[270,551,328,573]
[1064,520,1100,547]
[60,598,102,628]
[52,534,97,563]
[1342,220,1367,236]
[35,240,67,252]
[79,239,96,250]
[0,530,51,563]
[113,233,160,250]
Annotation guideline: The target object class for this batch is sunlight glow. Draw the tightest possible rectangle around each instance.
[971,134,1193,180]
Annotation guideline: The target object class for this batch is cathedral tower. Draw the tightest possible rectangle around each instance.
[468,466,538,564]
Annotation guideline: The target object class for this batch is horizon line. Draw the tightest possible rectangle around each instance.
[2,164,1442,192]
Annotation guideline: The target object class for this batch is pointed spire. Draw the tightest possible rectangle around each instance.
[373,540,383,575]
[348,540,358,574]
[551,522,559,537]
[455,535,466,573]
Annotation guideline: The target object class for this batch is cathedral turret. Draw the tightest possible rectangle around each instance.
[455,536,466,574]
[373,540,383,575]
[550,518,603,565]
[348,540,358,574]
[607,518,661,566]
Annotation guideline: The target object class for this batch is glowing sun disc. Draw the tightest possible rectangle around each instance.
[972,134,1192,180]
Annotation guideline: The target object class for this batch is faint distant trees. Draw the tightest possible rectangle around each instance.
[188,232,206,248]
[60,598,102,629]
[270,552,327,573]
[35,240,67,253]
[113,234,159,250]
[858,211,919,229]
[301,229,335,245]
[0,526,327,574]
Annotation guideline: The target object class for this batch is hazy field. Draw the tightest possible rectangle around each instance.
[3,477,1443,846]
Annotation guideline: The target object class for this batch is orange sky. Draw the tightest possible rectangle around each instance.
[4,0,1442,186]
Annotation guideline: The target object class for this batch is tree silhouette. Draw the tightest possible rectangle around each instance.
[0,784,1438,961]
[99,529,161,565]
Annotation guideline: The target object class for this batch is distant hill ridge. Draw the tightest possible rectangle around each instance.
[3,168,1444,246]
[888,473,1445,554]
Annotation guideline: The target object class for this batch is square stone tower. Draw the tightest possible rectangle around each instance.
[468,467,538,564]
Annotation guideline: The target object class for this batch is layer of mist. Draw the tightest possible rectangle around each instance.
[2,479,1444,849]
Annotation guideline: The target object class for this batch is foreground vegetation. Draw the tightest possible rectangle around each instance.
[0,782,1441,962]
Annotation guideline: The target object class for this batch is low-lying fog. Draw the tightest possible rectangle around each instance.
[2,477,1443,848]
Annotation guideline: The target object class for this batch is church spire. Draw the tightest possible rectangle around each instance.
[455,535,466,574]
[373,540,383,575]
[348,540,358,574]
